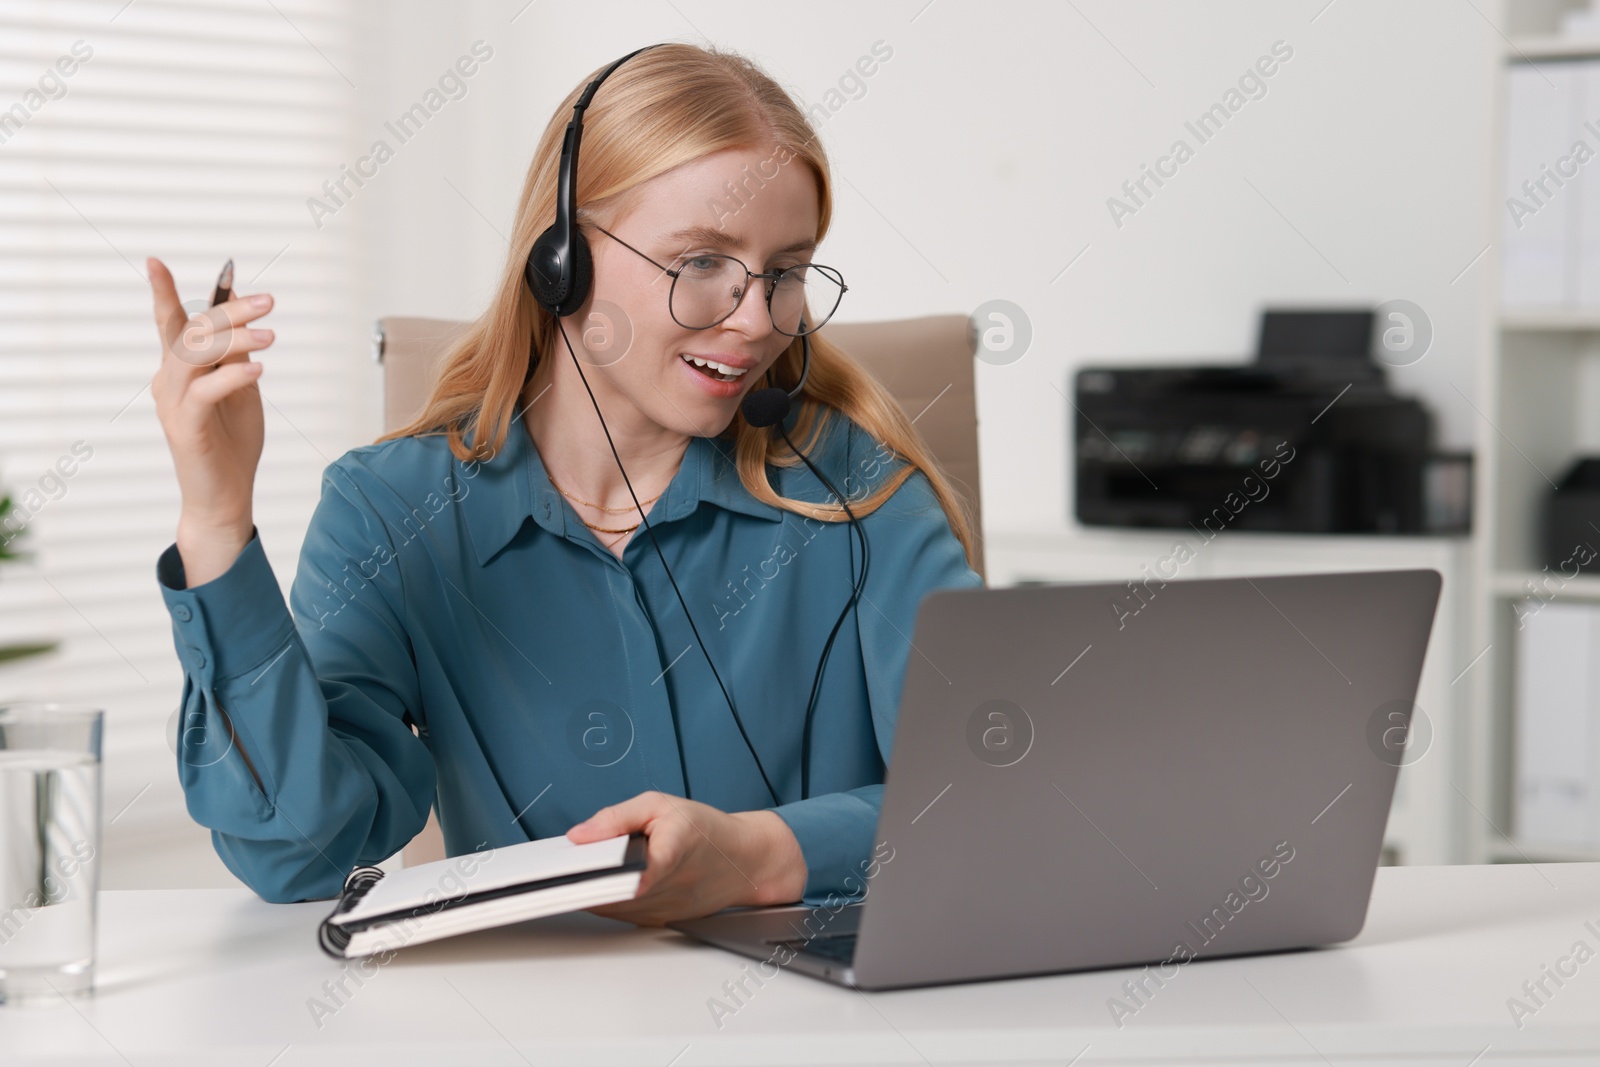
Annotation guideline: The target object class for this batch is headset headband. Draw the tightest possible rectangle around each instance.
[527,44,664,316]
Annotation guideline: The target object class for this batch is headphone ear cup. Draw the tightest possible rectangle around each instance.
[525,225,566,314]
[563,230,594,317]
[524,226,594,318]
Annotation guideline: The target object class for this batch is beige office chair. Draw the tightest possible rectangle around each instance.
[372,313,985,866]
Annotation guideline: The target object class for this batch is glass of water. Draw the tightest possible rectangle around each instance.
[0,703,103,1004]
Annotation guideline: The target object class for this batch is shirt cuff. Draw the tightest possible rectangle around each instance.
[770,788,880,906]
[157,530,296,682]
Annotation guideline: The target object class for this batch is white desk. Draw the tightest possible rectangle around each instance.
[2,863,1597,1064]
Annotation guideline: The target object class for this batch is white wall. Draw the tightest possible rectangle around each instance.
[345,0,1502,538]
[54,0,1504,888]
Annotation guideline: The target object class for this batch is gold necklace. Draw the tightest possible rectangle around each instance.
[574,516,640,534]
[546,471,665,534]
[546,471,665,512]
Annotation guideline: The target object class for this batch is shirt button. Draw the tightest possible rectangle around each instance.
[188,647,206,670]
[172,604,192,622]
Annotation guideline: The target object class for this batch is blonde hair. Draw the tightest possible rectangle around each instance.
[379,42,980,573]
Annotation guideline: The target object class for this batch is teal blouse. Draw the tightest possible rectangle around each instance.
[156,405,982,906]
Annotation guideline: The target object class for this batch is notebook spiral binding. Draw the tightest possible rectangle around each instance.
[317,865,386,960]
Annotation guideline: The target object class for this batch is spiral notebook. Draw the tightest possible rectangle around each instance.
[318,832,648,958]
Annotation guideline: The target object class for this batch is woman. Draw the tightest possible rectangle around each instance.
[144,42,981,924]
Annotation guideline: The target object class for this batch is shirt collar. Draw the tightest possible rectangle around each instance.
[461,415,784,566]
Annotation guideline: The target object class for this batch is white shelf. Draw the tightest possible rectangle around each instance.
[1473,4,1600,872]
[1492,570,1600,599]
[990,523,1466,555]
[1501,308,1600,331]
[1486,839,1600,862]
[1508,34,1600,59]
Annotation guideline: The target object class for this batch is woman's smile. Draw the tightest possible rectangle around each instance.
[675,346,757,398]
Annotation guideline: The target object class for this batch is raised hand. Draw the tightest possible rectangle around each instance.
[147,256,274,586]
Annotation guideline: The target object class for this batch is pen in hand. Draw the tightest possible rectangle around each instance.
[184,258,237,369]
[194,257,236,371]
[210,257,233,308]
[147,252,271,585]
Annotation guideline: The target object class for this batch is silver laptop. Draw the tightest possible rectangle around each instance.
[668,569,1441,990]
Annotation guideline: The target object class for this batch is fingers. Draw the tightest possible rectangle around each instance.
[567,800,636,842]
[147,256,275,371]
[184,360,264,408]
[173,321,275,369]
[568,790,682,842]
[148,257,185,350]
[172,296,274,369]
[193,291,274,332]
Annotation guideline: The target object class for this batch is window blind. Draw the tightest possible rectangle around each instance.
[0,0,373,887]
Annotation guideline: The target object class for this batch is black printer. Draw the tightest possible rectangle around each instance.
[1073,309,1435,534]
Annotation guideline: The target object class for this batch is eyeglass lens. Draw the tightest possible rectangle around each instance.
[670,255,845,336]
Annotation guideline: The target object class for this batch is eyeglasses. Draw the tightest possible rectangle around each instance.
[594,224,847,337]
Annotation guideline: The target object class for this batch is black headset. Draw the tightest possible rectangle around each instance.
[523,44,871,806]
